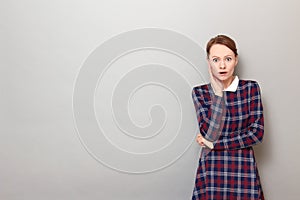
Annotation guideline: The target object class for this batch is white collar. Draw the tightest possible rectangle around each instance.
[224,76,239,92]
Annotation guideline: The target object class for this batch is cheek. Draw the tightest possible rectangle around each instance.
[211,67,219,76]
[210,65,219,74]
[229,65,236,74]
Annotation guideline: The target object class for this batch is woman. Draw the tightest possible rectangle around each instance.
[191,35,264,199]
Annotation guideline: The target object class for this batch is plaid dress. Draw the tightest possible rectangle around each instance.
[192,79,264,200]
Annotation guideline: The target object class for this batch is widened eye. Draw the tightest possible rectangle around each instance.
[225,57,232,62]
[212,58,219,63]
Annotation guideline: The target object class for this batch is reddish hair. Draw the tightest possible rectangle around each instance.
[206,35,238,58]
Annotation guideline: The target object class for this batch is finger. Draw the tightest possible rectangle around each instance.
[196,138,203,144]
[197,139,202,145]
[208,64,212,75]
[208,65,214,81]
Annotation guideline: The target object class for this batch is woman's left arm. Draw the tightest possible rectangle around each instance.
[213,82,264,150]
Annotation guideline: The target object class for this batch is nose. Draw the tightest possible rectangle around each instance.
[219,60,226,69]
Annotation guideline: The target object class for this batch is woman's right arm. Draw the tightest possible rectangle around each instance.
[192,87,226,143]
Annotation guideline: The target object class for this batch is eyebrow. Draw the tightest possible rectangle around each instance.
[211,55,234,58]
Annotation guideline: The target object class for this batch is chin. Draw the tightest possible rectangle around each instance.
[218,76,228,81]
[219,76,232,83]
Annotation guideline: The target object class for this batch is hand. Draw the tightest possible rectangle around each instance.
[196,133,206,147]
[208,64,224,97]
[196,133,214,149]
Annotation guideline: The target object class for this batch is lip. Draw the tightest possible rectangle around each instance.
[219,72,228,75]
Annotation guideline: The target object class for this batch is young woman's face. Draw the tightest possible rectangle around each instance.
[208,44,238,84]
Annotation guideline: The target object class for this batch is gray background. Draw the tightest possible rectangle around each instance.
[1,0,300,199]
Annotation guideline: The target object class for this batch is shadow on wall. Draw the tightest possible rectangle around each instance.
[255,100,272,167]
[235,58,273,169]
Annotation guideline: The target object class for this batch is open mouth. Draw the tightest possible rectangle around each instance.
[219,72,227,75]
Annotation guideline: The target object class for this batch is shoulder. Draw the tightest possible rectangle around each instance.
[192,83,212,102]
[192,83,209,92]
[238,79,261,90]
[238,79,263,97]
[192,83,210,96]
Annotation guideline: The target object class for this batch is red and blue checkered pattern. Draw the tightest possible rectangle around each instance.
[192,80,264,200]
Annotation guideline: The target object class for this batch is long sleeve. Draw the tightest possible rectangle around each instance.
[213,82,264,150]
[192,85,226,143]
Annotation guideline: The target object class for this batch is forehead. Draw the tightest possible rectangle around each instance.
[210,44,234,57]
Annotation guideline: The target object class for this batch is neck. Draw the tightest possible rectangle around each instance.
[223,76,235,89]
